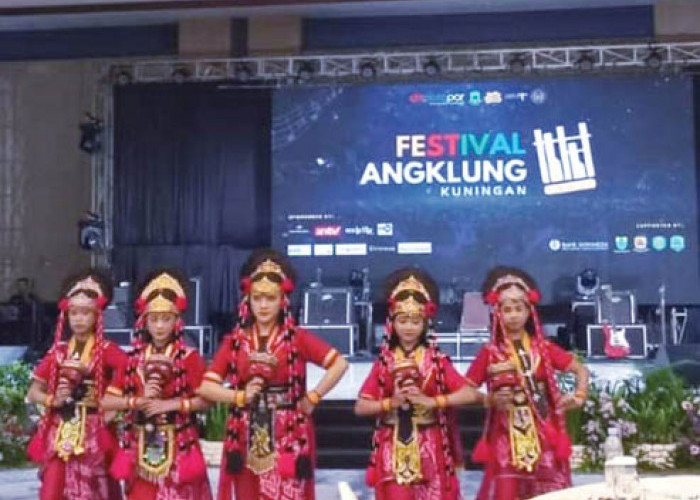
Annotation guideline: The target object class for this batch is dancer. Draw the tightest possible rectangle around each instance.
[197,248,349,500]
[355,267,480,500]
[26,269,126,500]
[102,270,212,500]
[467,267,589,500]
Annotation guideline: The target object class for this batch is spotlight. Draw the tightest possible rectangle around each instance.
[297,62,314,81]
[576,268,600,298]
[234,64,253,82]
[114,70,132,86]
[575,52,595,71]
[509,55,526,74]
[78,211,104,251]
[79,113,103,154]
[423,60,440,76]
[359,62,377,79]
[645,49,663,69]
[171,68,190,83]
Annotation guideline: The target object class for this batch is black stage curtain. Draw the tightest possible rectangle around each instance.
[112,83,272,324]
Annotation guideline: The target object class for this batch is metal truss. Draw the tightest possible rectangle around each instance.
[106,41,700,84]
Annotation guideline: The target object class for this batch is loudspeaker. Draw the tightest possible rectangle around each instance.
[303,288,353,325]
[586,324,647,358]
[596,290,636,324]
[302,324,355,356]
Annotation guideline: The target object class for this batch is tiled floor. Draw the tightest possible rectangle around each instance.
[0,467,605,500]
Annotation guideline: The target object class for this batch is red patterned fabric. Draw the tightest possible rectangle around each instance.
[466,340,574,500]
[359,346,466,500]
[211,327,336,500]
[33,340,126,500]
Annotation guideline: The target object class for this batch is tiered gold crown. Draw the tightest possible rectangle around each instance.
[140,272,185,314]
[66,276,104,309]
[250,259,286,295]
[390,275,431,316]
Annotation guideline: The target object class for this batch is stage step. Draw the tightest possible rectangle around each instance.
[314,400,486,469]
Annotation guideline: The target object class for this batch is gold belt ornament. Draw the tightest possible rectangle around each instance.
[54,405,87,461]
[509,390,541,472]
[392,417,422,485]
[138,424,175,482]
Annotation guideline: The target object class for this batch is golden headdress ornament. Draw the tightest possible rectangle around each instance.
[137,272,187,315]
[64,276,106,310]
[246,258,293,295]
[389,275,434,317]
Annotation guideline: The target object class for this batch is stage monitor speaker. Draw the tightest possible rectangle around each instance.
[586,324,647,359]
[596,289,636,325]
[664,344,700,385]
[302,324,355,356]
[303,287,353,325]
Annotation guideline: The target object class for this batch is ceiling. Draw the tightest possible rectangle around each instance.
[0,0,659,32]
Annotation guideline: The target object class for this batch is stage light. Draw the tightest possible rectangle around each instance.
[79,113,103,154]
[114,69,132,86]
[645,49,663,69]
[576,268,600,298]
[575,52,595,71]
[234,64,253,82]
[359,62,377,79]
[423,60,441,76]
[78,212,104,251]
[297,62,314,81]
[508,55,526,74]
[172,68,190,83]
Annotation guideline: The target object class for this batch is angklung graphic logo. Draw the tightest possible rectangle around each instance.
[533,122,596,196]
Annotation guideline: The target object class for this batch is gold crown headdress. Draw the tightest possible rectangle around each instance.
[138,272,186,315]
[65,276,105,309]
[249,259,288,295]
[389,275,432,317]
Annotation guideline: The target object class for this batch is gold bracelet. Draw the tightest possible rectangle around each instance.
[435,395,448,409]
[381,398,392,413]
[179,398,192,413]
[574,389,587,400]
[45,395,54,408]
[235,390,246,409]
[306,390,321,406]
[127,397,137,411]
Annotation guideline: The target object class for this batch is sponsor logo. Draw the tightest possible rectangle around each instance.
[313,244,334,256]
[314,225,342,238]
[368,245,396,253]
[549,239,562,252]
[345,225,374,236]
[468,90,482,106]
[670,235,686,252]
[633,235,648,252]
[377,222,394,236]
[397,242,433,255]
[530,88,547,105]
[409,92,425,104]
[287,244,312,257]
[288,224,309,235]
[615,236,629,252]
[484,91,503,105]
[651,236,667,251]
[336,243,368,256]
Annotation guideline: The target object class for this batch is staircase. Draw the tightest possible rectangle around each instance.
[314,400,486,469]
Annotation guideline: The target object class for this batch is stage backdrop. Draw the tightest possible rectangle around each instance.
[112,83,272,324]
[272,75,699,304]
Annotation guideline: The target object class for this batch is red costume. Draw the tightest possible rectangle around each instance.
[467,270,574,500]
[359,269,465,500]
[107,270,212,500]
[204,251,340,500]
[27,271,127,500]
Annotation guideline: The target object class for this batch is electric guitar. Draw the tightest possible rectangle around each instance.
[599,286,630,358]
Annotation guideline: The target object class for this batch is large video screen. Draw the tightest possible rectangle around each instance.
[272,75,698,304]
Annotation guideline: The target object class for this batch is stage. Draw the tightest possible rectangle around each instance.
[308,356,654,400]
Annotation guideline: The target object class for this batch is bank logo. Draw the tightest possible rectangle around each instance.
[615,236,629,252]
[534,122,596,196]
[377,222,394,236]
[670,235,686,252]
[548,239,562,252]
[651,236,667,251]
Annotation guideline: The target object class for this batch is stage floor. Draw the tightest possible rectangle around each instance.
[308,356,656,400]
